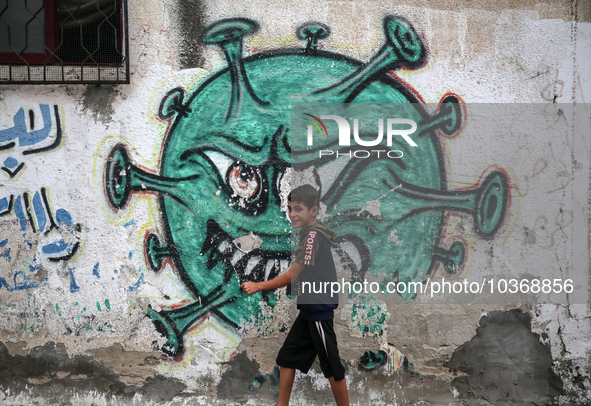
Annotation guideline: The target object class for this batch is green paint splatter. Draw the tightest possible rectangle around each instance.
[349,297,389,338]
[96,301,102,311]
[104,299,111,311]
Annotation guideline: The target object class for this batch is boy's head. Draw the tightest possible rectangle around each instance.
[287,185,319,228]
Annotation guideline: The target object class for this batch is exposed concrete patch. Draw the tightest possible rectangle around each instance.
[88,342,160,386]
[238,334,285,373]
[176,0,206,69]
[0,340,127,396]
[81,85,119,123]
[387,304,496,378]
[2,341,28,356]
[217,351,261,401]
[139,374,188,402]
[577,0,591,22]
[0,341,188,403]
[0,219,38,271]
[445,309,563,405]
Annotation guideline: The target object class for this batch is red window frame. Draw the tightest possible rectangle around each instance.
[0,0,58,64]
[0,0,124,66]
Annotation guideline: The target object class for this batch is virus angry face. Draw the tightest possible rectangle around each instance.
[111,104,295,355]
[158,98,293,326]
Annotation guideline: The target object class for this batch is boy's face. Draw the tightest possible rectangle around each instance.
[288,200,318,229]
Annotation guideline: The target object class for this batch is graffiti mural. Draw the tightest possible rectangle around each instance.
[103,16,509,357]
[0,104,62,178]
[0,188,81,261]
[0,104,82,293]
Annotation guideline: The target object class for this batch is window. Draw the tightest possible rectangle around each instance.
[0,0,129,84]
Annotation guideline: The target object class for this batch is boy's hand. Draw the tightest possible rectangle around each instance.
[241,282,260,295]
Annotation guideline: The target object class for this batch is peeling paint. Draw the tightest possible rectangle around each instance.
[233,232,263,253]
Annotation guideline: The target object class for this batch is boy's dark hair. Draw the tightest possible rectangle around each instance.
[288,184,319,209]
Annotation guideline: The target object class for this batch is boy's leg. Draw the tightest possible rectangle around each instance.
[275,316,317,405]
[309,319,348,405]
[328,376,349,406]
[276,367,296,406]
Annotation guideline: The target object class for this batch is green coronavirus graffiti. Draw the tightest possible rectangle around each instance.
[104,16,509,356]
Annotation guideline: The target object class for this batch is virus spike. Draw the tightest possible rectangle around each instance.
[202,19,268,121]
[433,241,466,276]
[104,144,200,211]
[147,284,236,356]
[296,23,330,52]
[312,15,426,103]
[324,170,508,239]
[104,144,289,235]
[145,233,171,272]
[417,94,463,138]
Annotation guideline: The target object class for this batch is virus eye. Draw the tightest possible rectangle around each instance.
[227,163,261,199]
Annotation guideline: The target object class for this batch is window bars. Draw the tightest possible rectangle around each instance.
[0,0,129,84]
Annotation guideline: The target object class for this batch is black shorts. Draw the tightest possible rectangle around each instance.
[276,315,345,381]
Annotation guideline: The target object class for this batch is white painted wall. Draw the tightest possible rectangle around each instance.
[0,0,589,403]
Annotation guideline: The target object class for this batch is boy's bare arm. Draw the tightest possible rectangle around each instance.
[241,263,304,295]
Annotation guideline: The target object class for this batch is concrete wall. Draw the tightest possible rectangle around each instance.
[0,0,590,404]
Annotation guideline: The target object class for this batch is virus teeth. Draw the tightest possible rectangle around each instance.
[201,220,289,293]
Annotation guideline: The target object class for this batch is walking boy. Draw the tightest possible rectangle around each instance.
[241,184,349,406]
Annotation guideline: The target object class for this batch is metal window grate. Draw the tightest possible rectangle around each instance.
[0,0,129,84]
